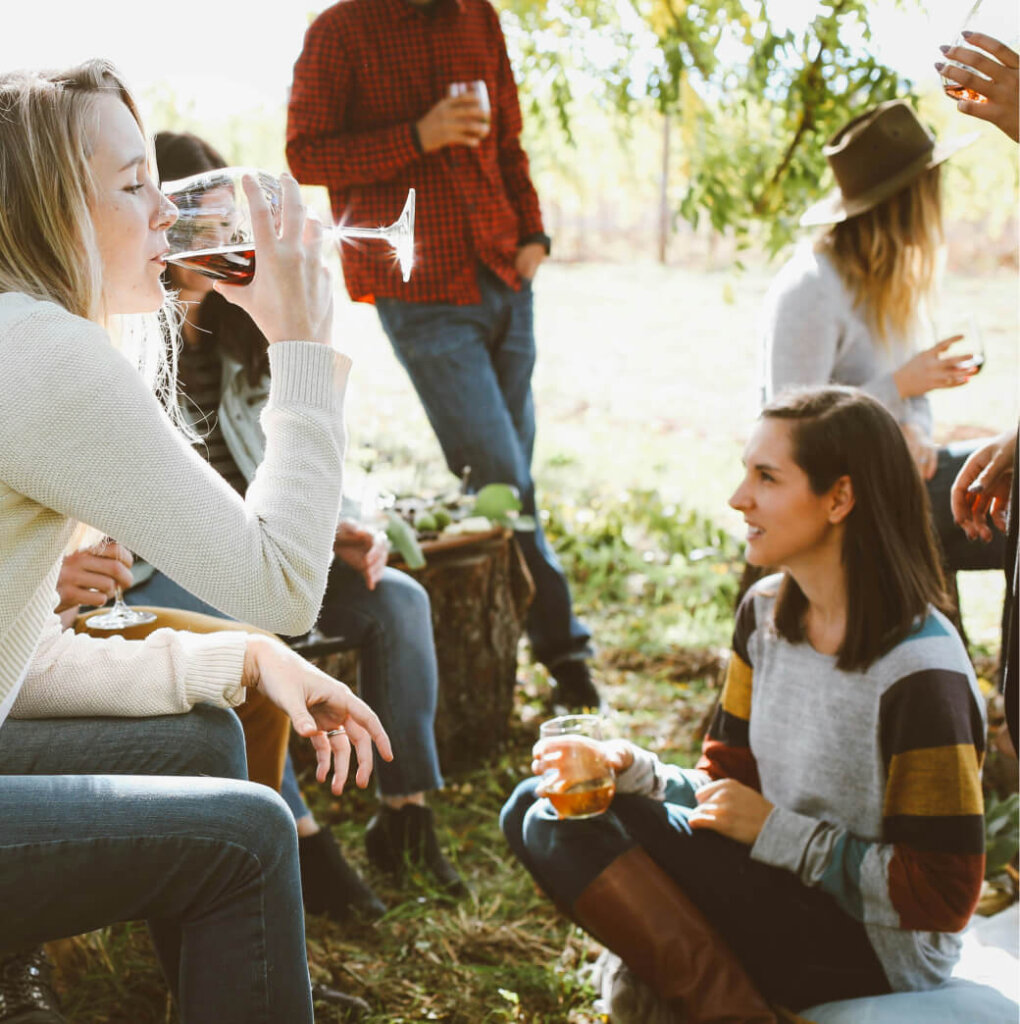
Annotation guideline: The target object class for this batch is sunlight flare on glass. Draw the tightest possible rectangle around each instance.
[162,168,416,284]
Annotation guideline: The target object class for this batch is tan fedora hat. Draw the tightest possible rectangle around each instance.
[800,100,977,227]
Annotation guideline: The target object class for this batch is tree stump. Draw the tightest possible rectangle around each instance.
[310,529,534,773]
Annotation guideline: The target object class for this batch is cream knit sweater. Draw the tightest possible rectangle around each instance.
[0,293,350,726]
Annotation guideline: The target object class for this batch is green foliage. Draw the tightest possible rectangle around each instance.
[498,0,917,252]
[983,789,1020,879]
[543,487,742,652]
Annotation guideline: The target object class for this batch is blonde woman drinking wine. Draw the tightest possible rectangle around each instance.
[0,61,391,1024]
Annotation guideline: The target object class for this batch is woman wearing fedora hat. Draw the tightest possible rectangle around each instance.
[761,99,1005,579]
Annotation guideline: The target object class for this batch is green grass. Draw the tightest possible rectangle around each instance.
[53,261,1017,1020]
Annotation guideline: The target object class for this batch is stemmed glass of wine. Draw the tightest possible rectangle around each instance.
[939,0,1019,102]
[162,169,416,284]
[85,540,157,631]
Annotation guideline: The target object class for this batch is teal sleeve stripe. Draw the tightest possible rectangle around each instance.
[819,833,870,921]
[661,766,700,809]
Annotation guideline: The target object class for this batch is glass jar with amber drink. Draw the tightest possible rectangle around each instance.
[535,714,616,820]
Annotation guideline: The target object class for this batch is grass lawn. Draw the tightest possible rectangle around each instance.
[58,261,1018,1022]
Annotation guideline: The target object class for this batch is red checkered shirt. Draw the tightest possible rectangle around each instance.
[286,0,545,305]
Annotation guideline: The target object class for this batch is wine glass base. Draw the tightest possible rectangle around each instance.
[86,608,158,631]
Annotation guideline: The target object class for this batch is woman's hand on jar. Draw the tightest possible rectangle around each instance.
[893,336,976,399]
[688,778,774,845]
[243,634,392,794]
[214,173,334,346]
[531,736,634,777]
[937,33,1019,143]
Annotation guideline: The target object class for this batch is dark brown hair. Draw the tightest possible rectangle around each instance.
[763,387,950,671]
[154,130,269,386]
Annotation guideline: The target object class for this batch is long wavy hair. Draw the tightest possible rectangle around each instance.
[764,387,950,671]
[817,166,943,347]
[0,59,186,426]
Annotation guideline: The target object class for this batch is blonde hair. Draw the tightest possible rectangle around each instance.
[818,166,943,346]
[0,59,185,427]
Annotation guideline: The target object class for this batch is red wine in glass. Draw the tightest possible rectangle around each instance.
[167,244,256,284]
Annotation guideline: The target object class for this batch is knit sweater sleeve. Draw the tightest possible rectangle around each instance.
[0,304,349,636]
[695,591,762,790]
[750,650,986,933]
[11,611,248,718]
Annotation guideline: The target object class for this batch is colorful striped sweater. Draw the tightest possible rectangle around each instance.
[618,575,986,992]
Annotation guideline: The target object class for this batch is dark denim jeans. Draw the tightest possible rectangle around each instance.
[0,706,313,1023]
[376,266,592,667]
[500,778,891,1012]
[128,561,443,800]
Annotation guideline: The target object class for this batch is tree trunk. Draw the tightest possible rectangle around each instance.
[312,529,535,772]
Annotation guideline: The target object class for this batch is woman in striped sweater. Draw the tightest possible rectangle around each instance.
[502,387,986,1023]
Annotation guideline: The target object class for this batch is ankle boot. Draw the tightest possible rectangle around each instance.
[571,846,776,1024]
[0,947,66,1024]
[298,828,386,923]
[365,804,468,896]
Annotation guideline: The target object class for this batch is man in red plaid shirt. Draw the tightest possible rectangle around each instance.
[287,0,599,712]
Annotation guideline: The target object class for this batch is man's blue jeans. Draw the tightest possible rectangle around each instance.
[128,562,444,801]
[0,707,313,1023]
[377,266,592,667]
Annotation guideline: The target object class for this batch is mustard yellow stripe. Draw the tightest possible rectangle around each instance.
[721,653,752,722]
[884,744,983,818]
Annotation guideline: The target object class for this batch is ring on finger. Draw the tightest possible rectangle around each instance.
[326,727,346,738]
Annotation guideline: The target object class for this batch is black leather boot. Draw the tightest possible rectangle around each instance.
[299,828,387,923]
[365,804,467,896]
[0,948,66,1024]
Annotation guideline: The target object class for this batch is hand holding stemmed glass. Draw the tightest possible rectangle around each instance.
[162,168,416,286]
[936,0,1019,142]
[79,539,156,631]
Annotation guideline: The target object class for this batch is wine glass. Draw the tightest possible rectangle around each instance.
[86,542,157,631]
[448,80,491,123]
[162,168,416,284]
[535,714,616,820]
[940,0,1019,102]
[935,313,987,375]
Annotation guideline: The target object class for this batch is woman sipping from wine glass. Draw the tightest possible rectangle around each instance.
[760,100,1005,583]
[501,387,986,1023]
[0,60,392,1024]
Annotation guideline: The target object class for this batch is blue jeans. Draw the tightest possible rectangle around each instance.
[0,707,313,1024]
[376,266,592,667]
[500,778,890,1012]
[128,562,443,800]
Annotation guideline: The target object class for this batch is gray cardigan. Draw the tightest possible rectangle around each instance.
[761,244,933,438]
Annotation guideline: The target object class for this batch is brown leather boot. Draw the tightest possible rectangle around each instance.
[571,846,777,1024]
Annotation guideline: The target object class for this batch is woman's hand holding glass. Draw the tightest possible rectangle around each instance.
[893,335,977,399]
[243,634,392,795]
[939,32,1019,143]
[212,173,334,347]
[55,542,134,614]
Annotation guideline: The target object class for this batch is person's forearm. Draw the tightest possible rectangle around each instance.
[11,613,247,719]
[0,315,350,636]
